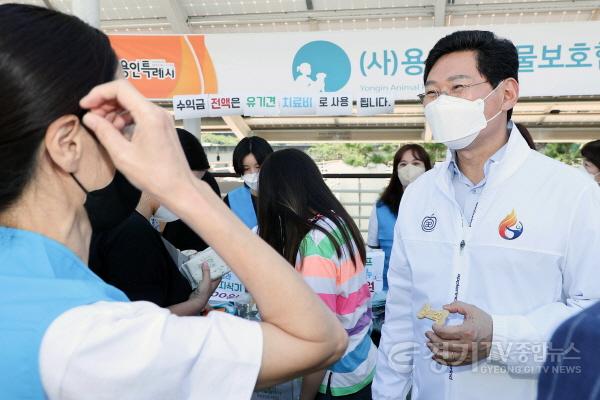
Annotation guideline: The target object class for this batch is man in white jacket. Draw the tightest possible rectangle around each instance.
[373,30,600,400]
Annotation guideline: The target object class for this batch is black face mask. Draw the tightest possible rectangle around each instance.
[72,171,141,232]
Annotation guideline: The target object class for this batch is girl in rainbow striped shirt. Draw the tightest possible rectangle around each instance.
[258,149,377,400]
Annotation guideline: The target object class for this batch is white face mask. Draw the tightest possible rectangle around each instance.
[397,164,426,187]
[242,172,259,192]
[424,81,504,150]
[154,205,179,223]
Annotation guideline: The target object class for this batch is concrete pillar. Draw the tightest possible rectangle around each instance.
[72,0,100,28]
[183,118,202,140]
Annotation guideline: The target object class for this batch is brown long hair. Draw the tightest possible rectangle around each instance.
[379,144,433,214]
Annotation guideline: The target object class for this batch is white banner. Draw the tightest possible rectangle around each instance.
[357,95,395,116]
[175,93,395,117]
[203,22,600,100]
[314,93,353,116]
[279,94,316,115]
[173,94,210,119]
[207,94,243,116]
[242,94,280,116]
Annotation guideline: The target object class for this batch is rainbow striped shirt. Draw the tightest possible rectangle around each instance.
[295,218,377,396]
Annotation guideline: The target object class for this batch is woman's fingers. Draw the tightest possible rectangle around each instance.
[80,79,194,203]
[80,79,153,120]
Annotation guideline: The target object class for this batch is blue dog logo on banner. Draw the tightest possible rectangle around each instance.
[292,40,351,93]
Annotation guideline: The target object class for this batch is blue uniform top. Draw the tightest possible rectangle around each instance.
[228,185,258,228]
[0,227,128,399]
[375,201,396,291]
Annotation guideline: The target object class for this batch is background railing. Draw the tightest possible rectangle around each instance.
[213,172,392,240]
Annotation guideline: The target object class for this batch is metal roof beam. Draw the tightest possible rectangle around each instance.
[434,0,446,26]
[188,7,433,25]
[223,116,251,139]
[186,1,600,25]
[161,0,191,33]
[447,0,600,15]
[101,17,169,29]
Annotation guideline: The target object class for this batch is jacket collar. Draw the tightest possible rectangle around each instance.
[435,122,533,199]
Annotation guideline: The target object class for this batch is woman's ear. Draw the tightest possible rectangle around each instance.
[43,115,84,174]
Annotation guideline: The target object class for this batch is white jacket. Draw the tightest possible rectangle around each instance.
[373,126,600,400]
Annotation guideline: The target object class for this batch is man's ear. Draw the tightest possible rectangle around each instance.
[44,115,84,174]
[501,78,519,112]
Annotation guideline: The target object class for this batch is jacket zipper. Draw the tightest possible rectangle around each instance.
[438,170,481,392]
[449,204,475,382]
[449,240,465,381]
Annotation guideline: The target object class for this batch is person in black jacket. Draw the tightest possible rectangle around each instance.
[89,129,220,315]
[162,128,221,251]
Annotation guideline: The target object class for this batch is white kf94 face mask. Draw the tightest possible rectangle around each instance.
[424,81,504,150]
[398,164,426,187]
[242,172,259,192]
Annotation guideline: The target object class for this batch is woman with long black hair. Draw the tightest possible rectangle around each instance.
[0,5,347,399]
[258,149,376,400]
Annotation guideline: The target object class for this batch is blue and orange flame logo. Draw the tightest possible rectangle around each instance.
[498,209,524,240]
